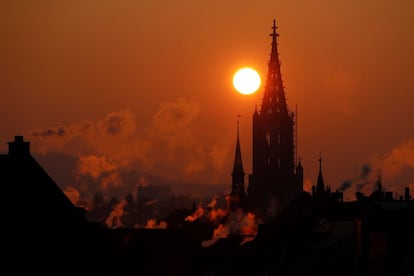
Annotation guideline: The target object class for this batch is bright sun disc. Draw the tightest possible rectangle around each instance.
[233,67,261,95]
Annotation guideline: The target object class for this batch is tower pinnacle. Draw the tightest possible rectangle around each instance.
[231,115,247,211]
[232,114,245,176]
[316,154,326,196]
[260,18,287,116]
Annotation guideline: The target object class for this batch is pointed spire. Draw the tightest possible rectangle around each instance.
[260,19,288,116]
[296,157,303,169]
[232,114,245,176]
[316,153,325,195]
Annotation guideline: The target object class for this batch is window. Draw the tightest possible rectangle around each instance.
[277,133,281,144]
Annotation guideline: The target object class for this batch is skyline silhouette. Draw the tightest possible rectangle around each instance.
[1,1,414,204]
[2,13,414,274]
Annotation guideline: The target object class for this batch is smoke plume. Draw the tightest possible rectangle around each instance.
[105,200,127,229]
[26,97,233,199]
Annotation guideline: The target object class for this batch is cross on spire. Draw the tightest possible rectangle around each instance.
[271,19,279,38]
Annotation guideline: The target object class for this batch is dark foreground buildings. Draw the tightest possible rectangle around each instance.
[3,20,414,275]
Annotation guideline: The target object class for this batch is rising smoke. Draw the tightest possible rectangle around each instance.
[26,98,233,201]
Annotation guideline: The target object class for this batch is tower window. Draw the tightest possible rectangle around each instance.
[267,156,271,166]
[277,157,281,168]
[269,97,272,103]
[266,131,271,146]
[268,108,272,114]
[277,133,281,144]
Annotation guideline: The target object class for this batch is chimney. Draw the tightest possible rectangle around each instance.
[8,136,30,157]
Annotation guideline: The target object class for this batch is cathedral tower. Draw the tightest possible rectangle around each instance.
[248,20,303,222]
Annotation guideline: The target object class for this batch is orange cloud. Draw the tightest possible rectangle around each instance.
[63,186,80,204]
[105,200,127,229]
[370,140,414,181]
[26,98,234,198]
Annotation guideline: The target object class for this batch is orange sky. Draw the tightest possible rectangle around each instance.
[1,1,413,201]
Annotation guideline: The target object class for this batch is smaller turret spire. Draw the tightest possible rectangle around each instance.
[315,153,325,195]
[230,115,248,211]
[232,114,245,176]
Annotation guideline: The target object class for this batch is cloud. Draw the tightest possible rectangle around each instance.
[370,140,414,180]
[32,126,65,137]
[339,140,414,200]
[63,186,80,204]
[144,219,168,229]
[76,155,118,179]
[303,179,313,193]
[337,180,352,192]
[105,200,127,229]
[25,98,234,200]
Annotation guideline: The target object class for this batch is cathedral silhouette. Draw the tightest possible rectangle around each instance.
[231,20,303,222]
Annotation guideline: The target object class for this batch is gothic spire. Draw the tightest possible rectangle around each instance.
[232,115,245,176]
[316,154,325,195]
[260,19,288,116]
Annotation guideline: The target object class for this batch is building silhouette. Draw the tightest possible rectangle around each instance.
[0,136,119,274]
[248,20,303,222]
[230,117,248,211]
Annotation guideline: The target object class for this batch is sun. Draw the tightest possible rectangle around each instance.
[233,67,261,95]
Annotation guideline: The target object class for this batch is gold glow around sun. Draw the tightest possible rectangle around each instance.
[233,67,261,95]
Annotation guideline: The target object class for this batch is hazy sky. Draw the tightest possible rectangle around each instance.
[1,0,413,201]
